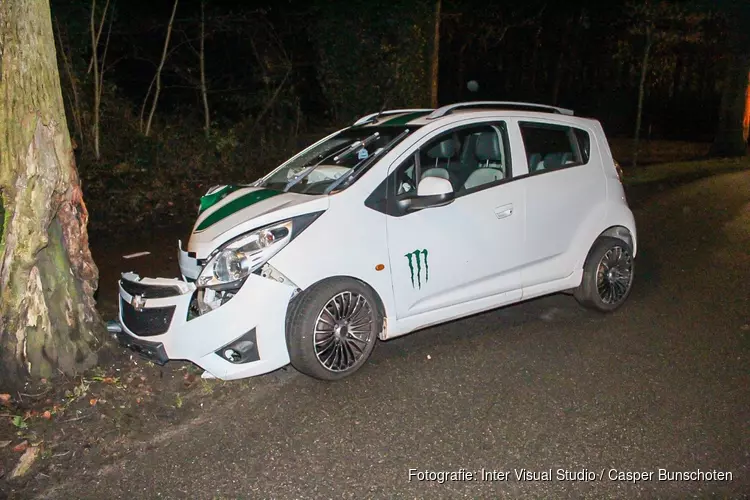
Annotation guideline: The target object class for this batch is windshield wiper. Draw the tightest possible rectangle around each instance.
[324,129,410,194]
[283,132,380,192]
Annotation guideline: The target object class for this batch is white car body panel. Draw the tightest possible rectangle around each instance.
[118,273,294,380]
[267,192,393,320]
[385,180,526,319]
[188,188,329,259]
[116,104,638,380]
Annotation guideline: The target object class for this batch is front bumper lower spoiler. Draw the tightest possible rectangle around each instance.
[114,328,169,365]
[116,264,295,380]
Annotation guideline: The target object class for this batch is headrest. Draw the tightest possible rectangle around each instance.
[427,138,458,159]
[475,132,502,162]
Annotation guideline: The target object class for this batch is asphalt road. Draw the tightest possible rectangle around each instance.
[42,172,750,499]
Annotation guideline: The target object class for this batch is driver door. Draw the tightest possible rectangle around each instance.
[383,122,526,320]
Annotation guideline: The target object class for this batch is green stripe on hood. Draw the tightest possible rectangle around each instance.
[380,111,431,126]
[196,189,282,231]
[199,185,244,214]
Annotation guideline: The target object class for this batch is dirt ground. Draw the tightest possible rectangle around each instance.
[0,219,261,498]
[0,139,740,498]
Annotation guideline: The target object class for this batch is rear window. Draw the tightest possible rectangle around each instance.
[519,122,590,173]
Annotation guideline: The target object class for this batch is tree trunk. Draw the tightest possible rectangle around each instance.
[744,77,750,144]
[0,0,103,390]
[200,1,210,139]
[429,0,441,108]
[632,28,653,168]
[710,53,750,157]
[144,0,179,137]
[90,0,101,160]
[551,47,565,105]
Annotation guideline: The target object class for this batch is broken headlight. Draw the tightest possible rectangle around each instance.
[196,212,322,289]
[197,220,292,289]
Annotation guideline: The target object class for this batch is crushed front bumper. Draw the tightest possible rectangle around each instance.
[116,267,295,380]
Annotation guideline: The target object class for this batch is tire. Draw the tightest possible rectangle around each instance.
[574,236,635,312]
[286,278,381,380]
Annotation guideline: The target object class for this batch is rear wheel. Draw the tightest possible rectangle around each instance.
[286,278,381,380]
[574,237,635,312]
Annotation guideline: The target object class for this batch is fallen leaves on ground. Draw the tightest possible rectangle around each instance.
[12,441,29,453]
[10,446,40,478]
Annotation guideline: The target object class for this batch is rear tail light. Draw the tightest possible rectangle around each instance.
[614,160,624,183]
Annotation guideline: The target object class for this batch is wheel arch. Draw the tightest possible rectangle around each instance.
[287,275,389,338]
[578,224,636,271]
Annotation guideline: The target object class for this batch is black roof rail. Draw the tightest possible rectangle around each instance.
[426,101,574,119]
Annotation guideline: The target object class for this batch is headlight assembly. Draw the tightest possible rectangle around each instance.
[196,212,322,289]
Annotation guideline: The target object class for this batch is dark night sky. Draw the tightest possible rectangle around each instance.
[51,0,746,139]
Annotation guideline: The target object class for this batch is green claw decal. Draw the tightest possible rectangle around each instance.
[405,249,429,289]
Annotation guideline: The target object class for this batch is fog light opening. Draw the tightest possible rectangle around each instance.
[223,348,242,363]
[216,329,259,364]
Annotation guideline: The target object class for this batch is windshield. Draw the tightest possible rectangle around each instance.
[257,126,415,194]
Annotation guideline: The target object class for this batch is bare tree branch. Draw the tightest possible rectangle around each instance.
[144,0,180,137]
[200,0,210,138]
[53,17,84,146]
[86,0,111,75]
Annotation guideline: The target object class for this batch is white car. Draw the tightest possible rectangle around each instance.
[115,101,637,381]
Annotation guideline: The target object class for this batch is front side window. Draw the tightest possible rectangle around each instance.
[520,122,590,173]
[258,126,415,195]
[366,122,512,215]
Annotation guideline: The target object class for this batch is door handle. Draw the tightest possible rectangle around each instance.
[494,204,513,219]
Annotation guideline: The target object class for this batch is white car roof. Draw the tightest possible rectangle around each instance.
[353,102,598,129]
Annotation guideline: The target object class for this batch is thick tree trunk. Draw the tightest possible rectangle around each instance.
[744,78,750,143]
[0,0,103,390]
[710,54,750,157]
[429,0,441,108]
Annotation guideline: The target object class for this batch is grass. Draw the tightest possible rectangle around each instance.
[623,157,750,186]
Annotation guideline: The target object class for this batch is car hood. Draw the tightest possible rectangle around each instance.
[186,185,329,259]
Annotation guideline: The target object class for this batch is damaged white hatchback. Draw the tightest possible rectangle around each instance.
[115,101,637,381]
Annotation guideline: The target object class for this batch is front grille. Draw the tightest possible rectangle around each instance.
[120,278,182,298]
[120,298,175,337]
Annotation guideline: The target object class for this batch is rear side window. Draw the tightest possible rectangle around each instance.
[520,122,590,173]
[574,128,590,163]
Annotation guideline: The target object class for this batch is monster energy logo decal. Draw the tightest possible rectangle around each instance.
[405,249,429,289]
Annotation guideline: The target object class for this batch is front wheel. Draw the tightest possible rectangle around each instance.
[574,237,635,312]
[286,278,381,380]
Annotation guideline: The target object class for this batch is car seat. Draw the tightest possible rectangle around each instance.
[423,138,459,186]
[463,132,505,190]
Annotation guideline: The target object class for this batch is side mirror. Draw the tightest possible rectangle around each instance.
[417,176,453,197]
[400,176,455,212]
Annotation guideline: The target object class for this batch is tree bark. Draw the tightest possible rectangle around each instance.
[144,0,179,137]
[632,27,653,168]
[429,0,441,108]
[0,0,103,390]
[710,54,750,157]
[744,77,750,144]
